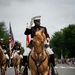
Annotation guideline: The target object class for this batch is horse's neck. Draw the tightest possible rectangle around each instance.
[34,46,44,53]
[0,50,4,60]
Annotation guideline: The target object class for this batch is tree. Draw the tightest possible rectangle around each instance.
[50,24,75,58]
[0,21,9,45]
[63,24,75,57]
[0,21,24,54]
[50,31,64,58]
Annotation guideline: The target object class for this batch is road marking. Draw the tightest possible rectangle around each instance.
[55,66,75,69]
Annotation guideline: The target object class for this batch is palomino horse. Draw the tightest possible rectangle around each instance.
[0,46,8,75]
[12,51,22,75]
[29,29,49,75]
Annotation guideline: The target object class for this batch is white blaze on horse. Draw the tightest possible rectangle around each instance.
[0,46,8,75]
[29,29,50,75]
[12,50,22,75]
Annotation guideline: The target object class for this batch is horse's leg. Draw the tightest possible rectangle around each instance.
[31,70,36,75]
[14,66,17,75]
[19,61,21,74]
[0,67,1,75]
[4,61,8,71]
[17,64,20,75]
[1,66,5,75]
[42,72,48,75]
[1,64,7,75]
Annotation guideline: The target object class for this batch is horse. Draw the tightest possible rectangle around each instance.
[12,50,22,75]
[29,29,50,75]
[0,46,8,75]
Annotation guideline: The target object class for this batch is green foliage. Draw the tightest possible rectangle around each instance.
[50,24,75,58]
[0,21,25,55]
[50,31,64,58]
[0,21,9,45]
[63,24,75,57]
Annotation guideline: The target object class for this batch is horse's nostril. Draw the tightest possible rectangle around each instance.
[19,72,21,74]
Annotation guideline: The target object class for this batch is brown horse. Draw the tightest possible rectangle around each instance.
[29,29,49,75]
[0,46,8,75]
[12,51,22,75]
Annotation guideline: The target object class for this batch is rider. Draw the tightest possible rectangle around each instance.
[0,38,10,67]
[10,41,22,66]
[11,41,21,53]
[22,16,55,74]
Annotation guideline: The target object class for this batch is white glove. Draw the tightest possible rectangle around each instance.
[30,18,33,25]
[26,23,29,28]
[26,23,31,29]
[26,18,33,29]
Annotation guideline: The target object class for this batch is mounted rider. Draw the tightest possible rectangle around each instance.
[21,16,55,74]
[0,38,10,67]
[10,41,23,66]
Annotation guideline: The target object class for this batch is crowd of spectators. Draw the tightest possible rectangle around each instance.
[55,57,75,65]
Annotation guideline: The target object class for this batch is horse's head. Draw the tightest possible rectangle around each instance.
[33,29,46,54]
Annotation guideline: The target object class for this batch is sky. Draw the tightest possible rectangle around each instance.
[0,0,75,49]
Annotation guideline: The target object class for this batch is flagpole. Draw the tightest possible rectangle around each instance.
[9,22,15,66]
[9,22,12,57]
[9,22,11,66]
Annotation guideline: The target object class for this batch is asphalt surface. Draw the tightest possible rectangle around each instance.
[5,64,75,75]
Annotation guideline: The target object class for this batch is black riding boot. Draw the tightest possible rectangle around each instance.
[49,54,55,75]
[7,59,10,67]
[50,54,55,67]
[21,56,28,75]
[10,59,13,67]
[22,56,26,66]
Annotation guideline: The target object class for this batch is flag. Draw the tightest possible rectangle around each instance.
[26,35,30,47]
[9,23,15,55]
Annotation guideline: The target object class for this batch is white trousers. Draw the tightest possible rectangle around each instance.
[23,47,54,56]
[5,54,9,59]
[23,48,31,56]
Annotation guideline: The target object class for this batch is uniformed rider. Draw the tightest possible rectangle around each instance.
[22,16,55,74]
[10,41,23,66]
[0,38,10,67]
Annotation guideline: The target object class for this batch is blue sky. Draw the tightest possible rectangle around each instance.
[0,0,75,49]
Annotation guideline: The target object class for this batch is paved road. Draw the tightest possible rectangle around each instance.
[55,64,75,75]
[6,64,75,75]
